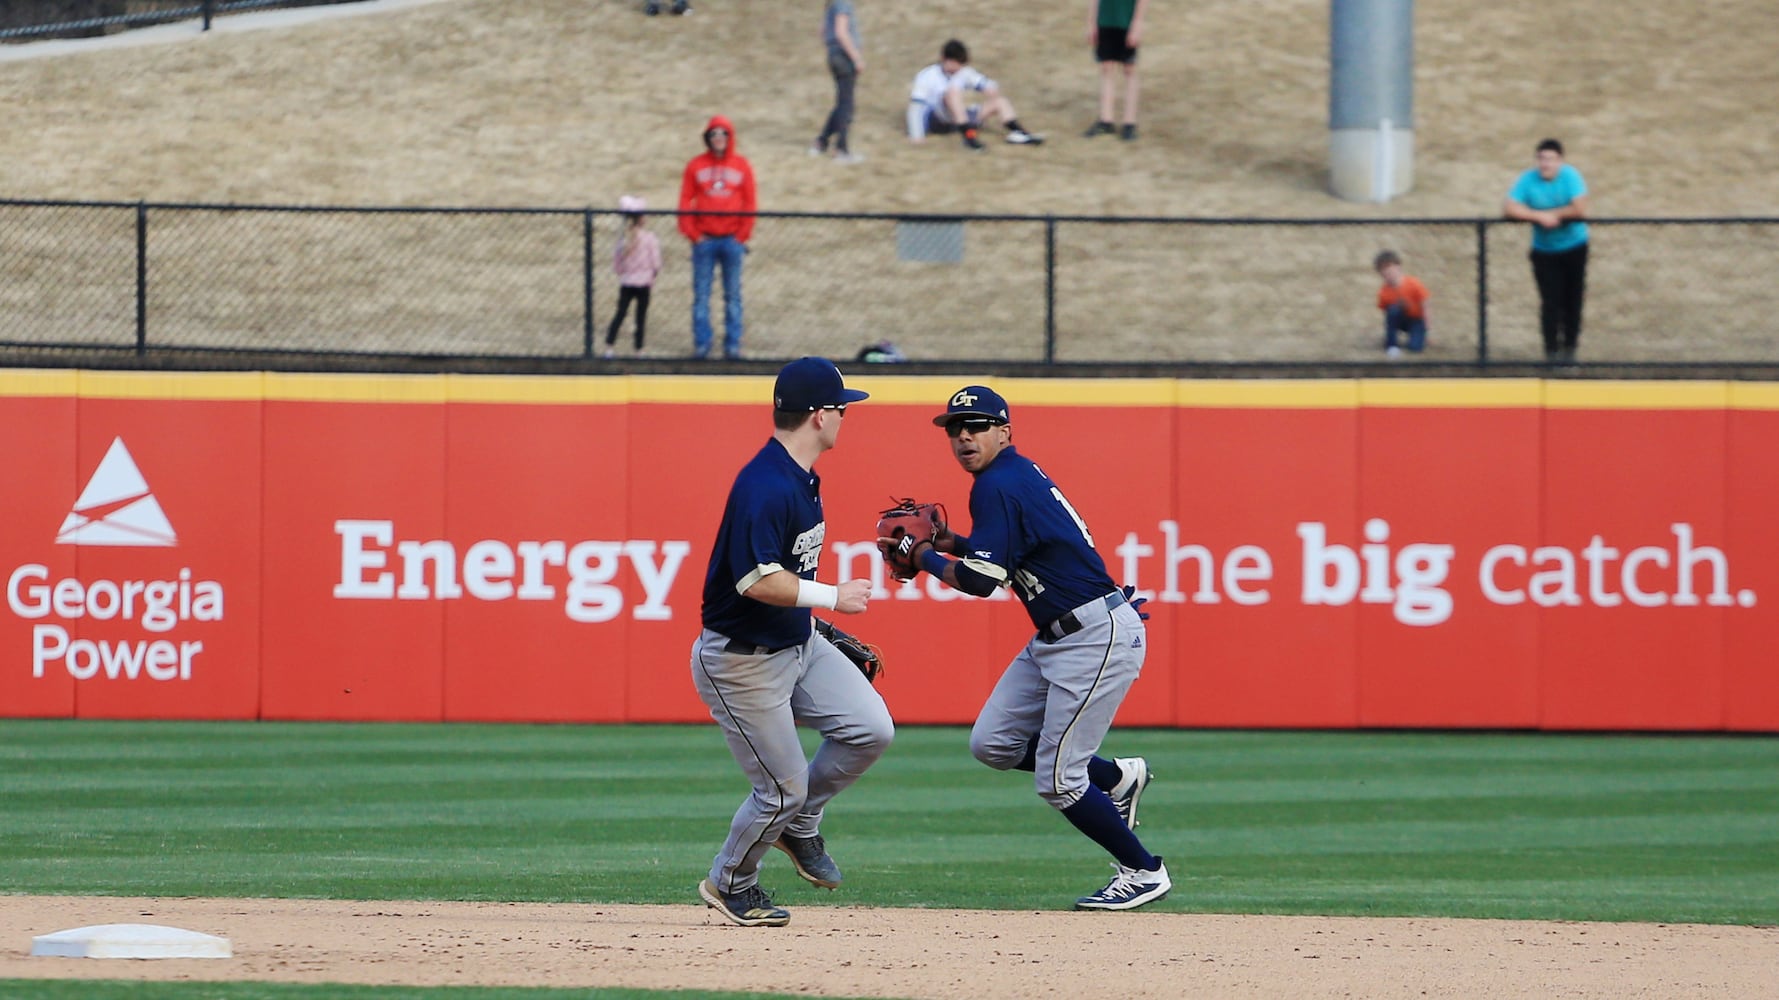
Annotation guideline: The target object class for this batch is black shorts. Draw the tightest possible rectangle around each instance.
[1095,25,1138,64]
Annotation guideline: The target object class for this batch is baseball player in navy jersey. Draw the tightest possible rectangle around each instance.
[905,385,1168,910]
[691,357,895,927]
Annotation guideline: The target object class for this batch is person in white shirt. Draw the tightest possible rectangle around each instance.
[907,39,1044,151]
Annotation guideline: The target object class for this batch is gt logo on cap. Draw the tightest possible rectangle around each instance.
[951,390,979,407]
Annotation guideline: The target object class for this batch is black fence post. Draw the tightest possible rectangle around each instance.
[1475,219,1489,365]
[135,202,148,355]
[202,0,214,31]
[582,209,595,358]
[1044,216,1057,364]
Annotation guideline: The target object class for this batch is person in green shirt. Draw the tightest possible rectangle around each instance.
[1083,0,1150,141]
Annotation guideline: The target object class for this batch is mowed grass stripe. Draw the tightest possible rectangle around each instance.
[1,722,1774,923]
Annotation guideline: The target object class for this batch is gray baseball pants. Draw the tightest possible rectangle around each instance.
[969,595,1145,809]
[691,627,894,893]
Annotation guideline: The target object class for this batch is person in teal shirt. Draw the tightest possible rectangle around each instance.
[1504,138,1591,363]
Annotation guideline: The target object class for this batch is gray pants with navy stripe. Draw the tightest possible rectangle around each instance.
[691,627,895,893]
[969,595,1145,808]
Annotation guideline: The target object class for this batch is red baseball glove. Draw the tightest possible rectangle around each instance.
[876,497,946,580]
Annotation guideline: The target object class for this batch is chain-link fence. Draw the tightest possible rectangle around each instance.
[3,199,1777,367]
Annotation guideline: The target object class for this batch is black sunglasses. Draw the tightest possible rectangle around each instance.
[944,417,1001,438]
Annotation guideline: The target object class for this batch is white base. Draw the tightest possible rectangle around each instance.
[1330,127,1416,202]
[31,923,231,959]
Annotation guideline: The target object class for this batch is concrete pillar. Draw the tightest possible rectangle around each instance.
[1329,0,1414,202]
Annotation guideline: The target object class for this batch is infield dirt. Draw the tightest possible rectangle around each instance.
[2,895,1775,999]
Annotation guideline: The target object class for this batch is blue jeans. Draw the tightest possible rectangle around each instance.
[1383,304,1427,352]
[691,236,746,357]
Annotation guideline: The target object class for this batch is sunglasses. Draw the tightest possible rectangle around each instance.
[944,417,1002,438]
[820,404,848,414]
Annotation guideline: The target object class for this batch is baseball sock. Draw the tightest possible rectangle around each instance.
[1005,118,1027,134]
[1087,755,1123,790]
[1015,739,1123,791]
[1061,787,1160,872]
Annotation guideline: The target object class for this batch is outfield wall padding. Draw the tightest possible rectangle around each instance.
[3,370,1775,731]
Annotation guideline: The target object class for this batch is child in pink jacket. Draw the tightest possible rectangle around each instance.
[605,195,662,357]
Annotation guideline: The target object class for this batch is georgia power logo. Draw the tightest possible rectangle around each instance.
[10,437,222,682]
[55,437,178,546]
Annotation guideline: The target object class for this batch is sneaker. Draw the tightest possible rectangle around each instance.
[601,347,616,359]
[1120,124,1138,142]
[1075,860,1171,911]
[807,142,827,157]
[644,1,659,13]
[699,878,790,926]
[1109,756,1151,829]
[961,132,985,151]
[671,0,690,13]
[1083,120,1116,138]
[832,150,866,165]
[1006,129,1045,145]
[1386,345,1403,358]
[774,833,842,889]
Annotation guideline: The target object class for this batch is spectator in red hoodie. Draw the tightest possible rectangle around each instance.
[678,115,757,360]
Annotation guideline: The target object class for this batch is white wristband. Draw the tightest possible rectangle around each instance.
[795,579,839,610]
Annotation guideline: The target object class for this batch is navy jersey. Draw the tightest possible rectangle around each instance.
[701,438,827,648]
[955,445,1117,628]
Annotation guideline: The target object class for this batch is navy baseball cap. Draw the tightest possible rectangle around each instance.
[932,385,1011,426]
[774,356,870,412]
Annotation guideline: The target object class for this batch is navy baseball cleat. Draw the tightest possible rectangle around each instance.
[1075,860,1172,911]
[699,879,790,927]
[1110,756,1151,829]
[773,833,843,889]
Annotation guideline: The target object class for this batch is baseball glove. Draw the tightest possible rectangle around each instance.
[813,617,884,684]
[876,497,947,580]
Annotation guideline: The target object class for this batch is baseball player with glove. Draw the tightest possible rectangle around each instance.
[880,385,1167,911]
[691,357,895,927]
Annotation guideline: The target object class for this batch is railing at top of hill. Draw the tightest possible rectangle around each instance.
[1,198,1776,373]
[0,0,354,41]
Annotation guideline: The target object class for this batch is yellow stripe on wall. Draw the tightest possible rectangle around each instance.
[1,369,1775,411]
[75,370,265,400]
[1544,380,1730,409]
[445,374,627,404]
[1178,380,1359,408]
[0,369,79,396]
[1728,382,1779,410]
[1360,379,1544,407]
[261,372,449,403]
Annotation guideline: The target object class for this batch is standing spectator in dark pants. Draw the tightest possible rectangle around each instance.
[812,1,865,164]
[603,195,661,358]
[1504,139,1591,363]
[679,115,757,360]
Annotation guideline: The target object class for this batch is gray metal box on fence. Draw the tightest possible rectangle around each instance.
[897,220,964,263]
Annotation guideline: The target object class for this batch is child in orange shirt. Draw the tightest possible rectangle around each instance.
[1374,249,1429,356]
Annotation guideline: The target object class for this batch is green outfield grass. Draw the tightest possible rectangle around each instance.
[2,721,1776,927]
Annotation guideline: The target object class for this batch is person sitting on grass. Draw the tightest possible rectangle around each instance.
[907,39,1044,151]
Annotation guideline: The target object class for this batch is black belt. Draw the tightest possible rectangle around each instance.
[1040,591,1125,643]
[724,638,790,656]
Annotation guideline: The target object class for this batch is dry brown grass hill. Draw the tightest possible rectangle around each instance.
[2,0,1775,367]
